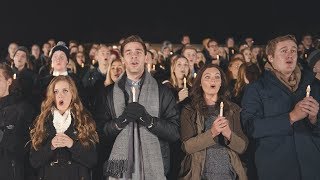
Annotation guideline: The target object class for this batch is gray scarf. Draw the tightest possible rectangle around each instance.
[105,71,165,180]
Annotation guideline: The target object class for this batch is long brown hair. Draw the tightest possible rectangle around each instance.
[30,76,99,150]
[234,63,248,97]
[234,63,260,97]
[190,64,230,116]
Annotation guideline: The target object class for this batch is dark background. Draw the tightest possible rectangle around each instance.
[0,0,319,54]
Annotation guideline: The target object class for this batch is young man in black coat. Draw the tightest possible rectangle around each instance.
[94,35,180,179]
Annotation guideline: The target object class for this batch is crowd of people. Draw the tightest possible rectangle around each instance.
[0,33,319,180]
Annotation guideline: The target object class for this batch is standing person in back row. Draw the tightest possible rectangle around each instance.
[94,35,180,179]
[241,34,320,180]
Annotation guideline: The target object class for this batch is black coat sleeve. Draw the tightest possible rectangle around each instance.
[94,85,120,139]
[149,85,180,143]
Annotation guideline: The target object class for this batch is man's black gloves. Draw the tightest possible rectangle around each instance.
[114,104,141,129]
[127,102,154,128]
[114,113,130,129]
[115,102,155,129]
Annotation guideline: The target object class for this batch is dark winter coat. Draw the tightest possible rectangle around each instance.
[29,114,97,180]
[81,67,105,88]
[241,69,320,180]
[12,67,38,103]
[0,95,35,180]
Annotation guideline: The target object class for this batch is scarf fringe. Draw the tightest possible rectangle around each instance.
[103,159,128,177]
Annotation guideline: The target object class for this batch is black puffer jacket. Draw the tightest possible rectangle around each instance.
[0,95,35,180]
[94,72,180,176]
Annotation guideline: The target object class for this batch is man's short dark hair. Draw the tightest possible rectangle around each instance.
[120,35,147,56]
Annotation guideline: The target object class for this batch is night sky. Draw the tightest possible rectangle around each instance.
[0,0,319,53]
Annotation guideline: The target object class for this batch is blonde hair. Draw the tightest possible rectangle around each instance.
[170,55,192,88]
[30,76,98,150]
[104,58,124,86]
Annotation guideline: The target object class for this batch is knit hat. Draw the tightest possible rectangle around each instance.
[49,41,70,62]
[13,46,30,60]
[306,49,320,69]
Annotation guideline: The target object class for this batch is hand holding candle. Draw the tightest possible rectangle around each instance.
[219,102,224,117]
[306,85,311,97]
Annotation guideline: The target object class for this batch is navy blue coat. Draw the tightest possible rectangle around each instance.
[241,69,320,180]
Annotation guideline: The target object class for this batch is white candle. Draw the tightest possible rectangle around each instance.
[304,54,308,58]
[216,55,219,60]
[219,102,224,117]
[152,64,155,71]
[231,49,234,54]
[81,63,84,68]
[147,64,151,72]
[132,86,136,102]
[183,77,187,89]
[306,85,311,97]
[13,73,16,80]
[92,59,95,65]
[194,73,197,78]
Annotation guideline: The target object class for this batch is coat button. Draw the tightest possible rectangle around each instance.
[50,162,54,166]
[68,161,72,165]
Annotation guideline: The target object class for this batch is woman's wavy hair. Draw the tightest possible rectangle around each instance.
[170,55,192,88]
[30,75,99,150]
[190,64,230,116]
